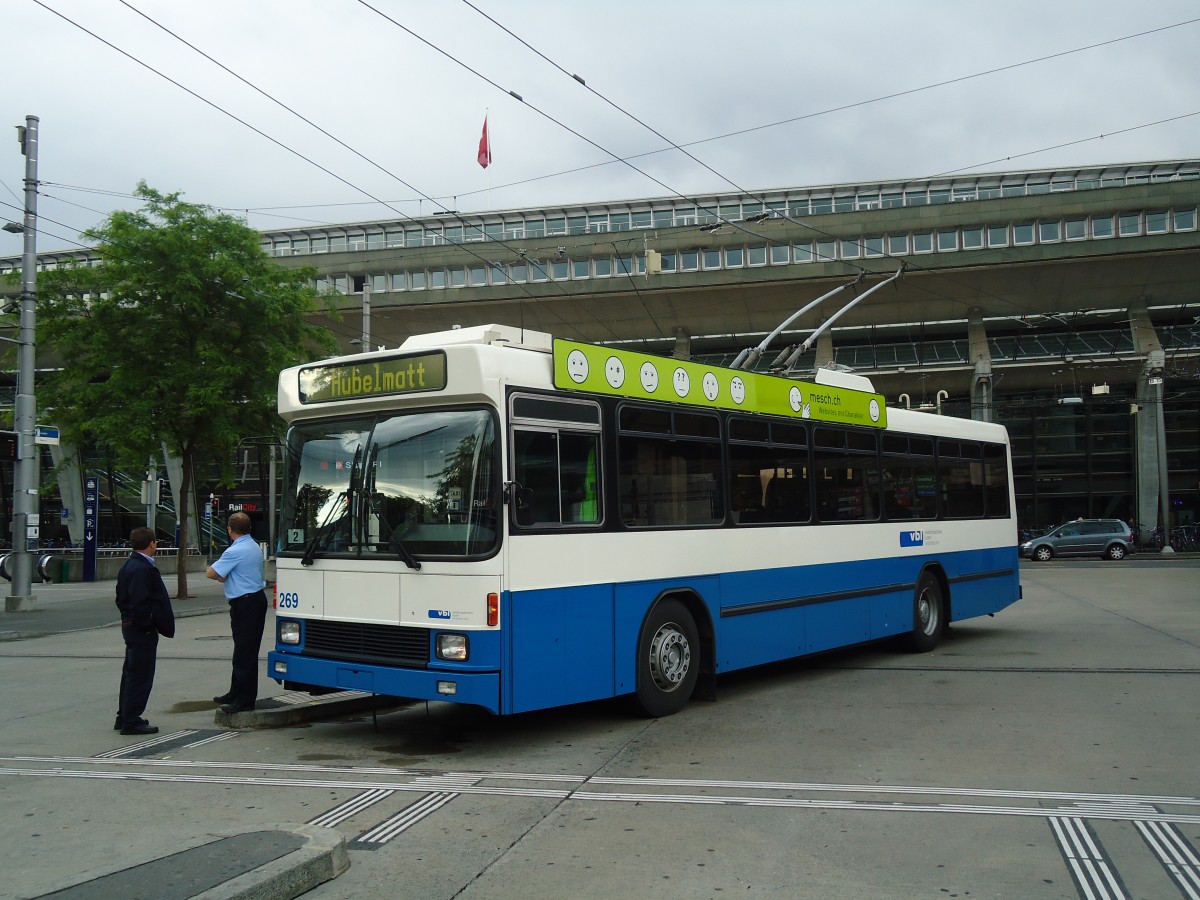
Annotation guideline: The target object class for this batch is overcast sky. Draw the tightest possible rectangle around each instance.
[3,0,1198,258]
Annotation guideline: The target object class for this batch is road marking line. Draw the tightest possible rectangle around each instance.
[308,788,396,828]
[94,731,196,758]
[352,792,459,848]
[1136,820,1200,899]
[1050,817,1128,900]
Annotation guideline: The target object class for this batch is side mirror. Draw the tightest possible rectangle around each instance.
[511,484,536,528]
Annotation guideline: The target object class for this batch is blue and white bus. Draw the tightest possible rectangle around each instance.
[268,324,1020,717]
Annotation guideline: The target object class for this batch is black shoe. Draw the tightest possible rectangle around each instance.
[114,716,122,731]
[220,702,255,714]
[213,694,234,704]
[120,722,159,736]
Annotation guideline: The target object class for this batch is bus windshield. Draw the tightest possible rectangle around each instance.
[279,408,499,560]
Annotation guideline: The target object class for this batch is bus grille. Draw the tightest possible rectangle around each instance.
[302,620,430,667]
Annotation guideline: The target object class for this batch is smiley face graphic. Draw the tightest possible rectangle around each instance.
[702,372,719,402]
[639,361,659,393]
[789,385,804,412]
[605,356,625,388]
[673,367,691,398]
[869,398,881,422]
[566,349,589,384]
[729,376,746,405]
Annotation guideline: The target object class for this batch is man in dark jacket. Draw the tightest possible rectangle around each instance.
[115,527,175,735]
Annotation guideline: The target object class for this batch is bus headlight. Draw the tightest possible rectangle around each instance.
[278,620,301,645]
[436,633,469,661]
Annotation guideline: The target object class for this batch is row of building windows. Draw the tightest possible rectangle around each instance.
[318,207,1198,295]
[5,164,1195,277]
[255,164,1199,257]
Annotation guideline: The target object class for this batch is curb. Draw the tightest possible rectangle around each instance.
[194,824,349,900]
[38,824,347,900]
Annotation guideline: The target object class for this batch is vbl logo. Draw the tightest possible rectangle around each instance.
[428,609,452,620]
[900,531,924,547]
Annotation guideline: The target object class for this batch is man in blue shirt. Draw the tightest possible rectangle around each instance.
[206,512,267,714]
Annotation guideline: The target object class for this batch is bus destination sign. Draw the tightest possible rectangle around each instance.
[552,340,886,428]
[298,351,447,404]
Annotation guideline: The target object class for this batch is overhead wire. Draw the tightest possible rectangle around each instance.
[372,12,1200,206]
[353,0,850,273]
[19,2,1200,347]
[453,2,1110,338]
[29,0,611,342]
[112,0,619,341]
[381,0,1200,334]
[0,199,374,347]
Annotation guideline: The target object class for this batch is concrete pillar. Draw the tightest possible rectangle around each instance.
[1128,300,1166,538]
[967,309,993,422]
[813,329,835,371]
[672,326,691,360]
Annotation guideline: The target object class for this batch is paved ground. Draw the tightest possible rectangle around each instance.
[0,554,1195,897]
[0,574,230,641]
[0,566,367,898]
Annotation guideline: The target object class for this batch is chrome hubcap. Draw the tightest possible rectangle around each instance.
[649,624,691,692]
[917,589,938,635]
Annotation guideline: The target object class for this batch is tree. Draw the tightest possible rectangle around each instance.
[37,183,335,597]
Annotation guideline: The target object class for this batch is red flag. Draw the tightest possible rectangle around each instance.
[477,116,492,169]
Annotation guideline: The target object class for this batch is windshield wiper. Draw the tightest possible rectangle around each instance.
[300,490,347,567]
[393,537,421,571]
[363,442,422,571]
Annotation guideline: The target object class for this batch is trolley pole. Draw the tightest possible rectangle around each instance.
[7,115,40,612]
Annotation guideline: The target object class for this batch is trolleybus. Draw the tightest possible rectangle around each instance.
[268,324,1020,717]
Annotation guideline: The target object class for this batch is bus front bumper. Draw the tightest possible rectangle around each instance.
[267,651,501,714]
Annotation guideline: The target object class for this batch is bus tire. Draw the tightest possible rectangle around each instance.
[907,570,944,653]
[634,598,699,717]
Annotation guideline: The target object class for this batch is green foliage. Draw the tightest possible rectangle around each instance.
[36,183,336,591]
[38,182,335,470]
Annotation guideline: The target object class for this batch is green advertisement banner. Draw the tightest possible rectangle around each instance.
[552,340,886,428]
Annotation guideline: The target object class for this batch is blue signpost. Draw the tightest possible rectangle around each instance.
[83,476,98,582]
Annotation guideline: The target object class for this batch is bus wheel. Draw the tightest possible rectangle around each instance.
[634,599,699,717]
[907,571,944,653]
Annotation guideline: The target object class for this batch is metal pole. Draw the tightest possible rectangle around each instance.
[1155,379,1174,554]
[731,277,861,370]
[7,115,39,612]
[798,267,905,355]
[361,281,371,352]
[145,454,156,528]
[268,443,277,558]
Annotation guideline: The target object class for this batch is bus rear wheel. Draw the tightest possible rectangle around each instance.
[634,599,699,717]
[907,571,945,653]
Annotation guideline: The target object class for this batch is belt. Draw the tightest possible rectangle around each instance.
[229,589,266,601]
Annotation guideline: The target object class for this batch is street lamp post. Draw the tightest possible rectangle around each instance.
[7,115,39,612]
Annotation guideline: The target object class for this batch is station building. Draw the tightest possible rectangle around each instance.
[3,158,1199,543]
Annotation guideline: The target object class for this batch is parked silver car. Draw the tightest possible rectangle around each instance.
[1021,519,1135,561]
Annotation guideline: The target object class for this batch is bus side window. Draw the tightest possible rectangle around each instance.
[512,428,600,527]
[561,437,599,523]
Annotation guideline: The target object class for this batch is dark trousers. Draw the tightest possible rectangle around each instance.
[118,626,158,726]
[227,591,268,705]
